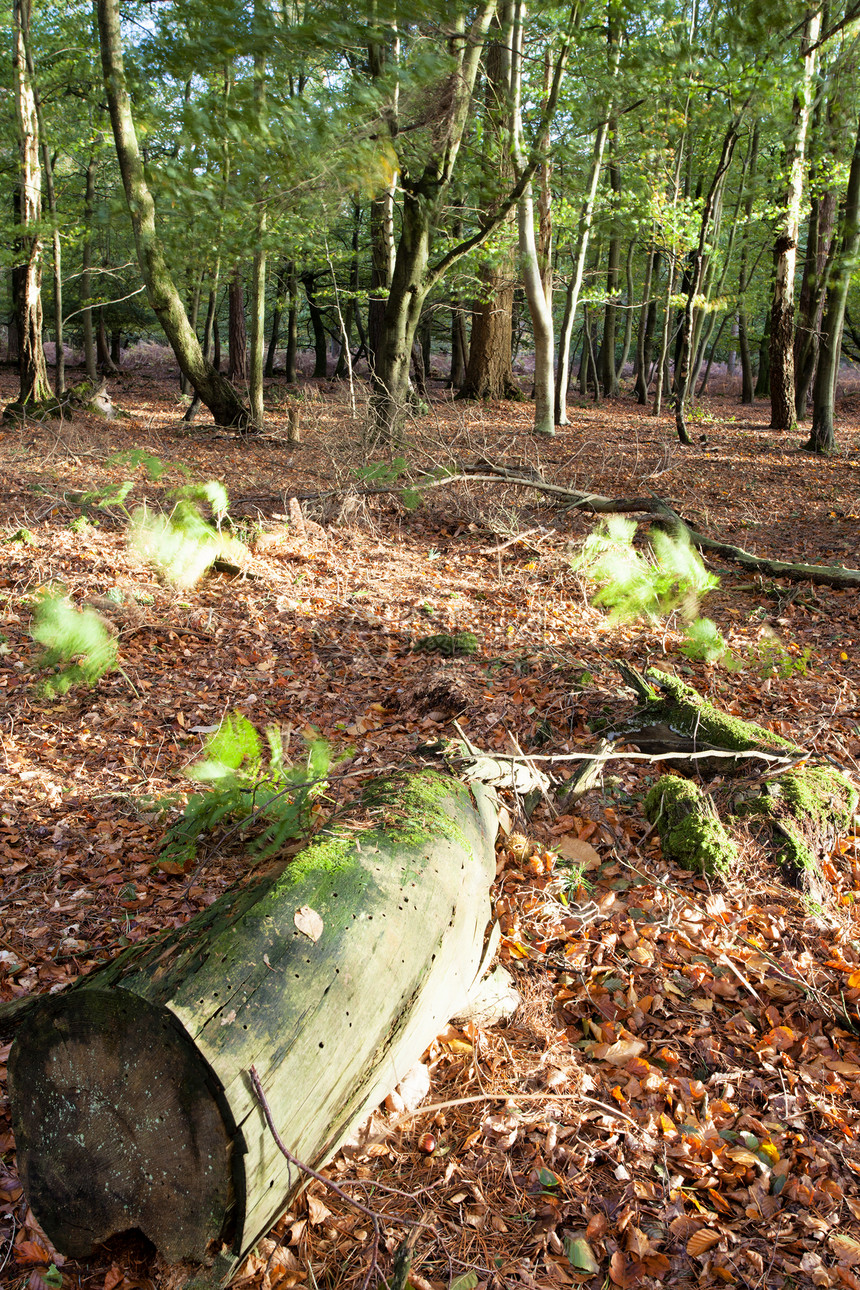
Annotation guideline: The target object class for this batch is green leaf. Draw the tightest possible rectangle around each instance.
[31,590,118,697]
[450,1274,478,1290]
[565,1237,600,1273]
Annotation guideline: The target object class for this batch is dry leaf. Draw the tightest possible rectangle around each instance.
[555,836,602,869]
[603,1038,646,1065]
[294,905,324,942]
[306,1193,332,1226]
[686,1229,722,1257]
[831,1234,860,1266]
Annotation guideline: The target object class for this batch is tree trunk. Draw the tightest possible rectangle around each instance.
[302,274,328,379]
[769,11,821,431]
[794,187,836,417]
[675,114,743,444]
[11,0,51,407]
[457,9,519,403]
[806,113,860,455]
[96,0,251,430]
[19,7,64,396]
[736,124,760,404]
[285,263,298,382]
[600,132,622,397]
[228,268,248,382]
[247,10,267,431]
[81,153,98,383]
[449,306,468,389]
[554,117,611,422]
[96,307,117,374]
[265,266,284,377]
[9,771,498,1274]
[634,248,658,404]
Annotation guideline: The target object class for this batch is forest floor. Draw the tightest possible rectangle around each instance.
[2,361,860,1290]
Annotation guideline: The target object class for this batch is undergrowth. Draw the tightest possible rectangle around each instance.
[159,713,338,872]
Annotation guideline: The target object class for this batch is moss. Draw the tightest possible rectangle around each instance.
[644,775,738,877]
[734,765,858,879]
[412,632,479,656]
[644,670,800,754]
[362,769,472,851]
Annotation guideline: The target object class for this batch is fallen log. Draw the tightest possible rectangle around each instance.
[8,770,498,1277]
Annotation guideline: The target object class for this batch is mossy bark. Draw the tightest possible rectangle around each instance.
[644,775,738,876]
[8,771,498,1273]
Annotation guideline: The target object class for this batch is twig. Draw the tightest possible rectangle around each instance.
[390,1090,640,1131]
[248,1065,426,1231]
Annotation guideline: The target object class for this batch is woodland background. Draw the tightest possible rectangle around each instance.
[3,0,860,1289]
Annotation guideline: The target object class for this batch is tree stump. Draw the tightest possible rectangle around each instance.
[9,771,498,1274]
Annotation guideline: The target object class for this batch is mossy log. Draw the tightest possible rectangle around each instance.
[620,665,803,772]
[644,776,738,876]
[8,771,498,1274]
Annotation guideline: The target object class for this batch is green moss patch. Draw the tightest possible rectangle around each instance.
[644,775,738,877]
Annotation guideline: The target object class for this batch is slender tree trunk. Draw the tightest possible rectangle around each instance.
[512,0,566,436]
[285,263,298,382]
[96,308,117,373]
[19,9,63,396]
[618,237,636,377]
[554,118,611,423]
[600,129,622,397]
[634,247,658,404]
[110,329,121,366]
[302,274,328,379]
[247,2,267,431]
[81,154,97,382]
[449,308,469,388]
[806,113,860,455]
[96,0,250,429]
[737,122,760,403]
[755,304,772,397]
[11,0,51,407]
[265,266,284,377]
[769,11,821,431]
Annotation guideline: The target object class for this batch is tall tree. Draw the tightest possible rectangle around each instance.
[11,0,51,408]
[805,112,860,454]
[768,10,821,432]
[96,0,252,430]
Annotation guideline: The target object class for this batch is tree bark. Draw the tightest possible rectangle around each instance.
[285,263,298,382]
[806,113,860,455]
[599,128,622,397]
[302,273,328,378]
[769,11,821,431]
[11,0,51,407]
[634,248,658,404]
[96,0,251,430]
[9,772,497,1272]
[228,268,248,382]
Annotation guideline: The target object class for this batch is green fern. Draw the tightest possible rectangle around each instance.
[680,617,732,664]
[31,590,118,696]
[571,517,719,623]
[128,481,242,589]
[159,713,337,871]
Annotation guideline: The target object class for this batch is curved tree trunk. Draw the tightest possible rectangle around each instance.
[96,0,251,430]
[9,772,498,1276]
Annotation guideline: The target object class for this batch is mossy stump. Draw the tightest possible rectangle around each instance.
[8,771,498,1276]
[644,775,738,877]
[733,765,858,885]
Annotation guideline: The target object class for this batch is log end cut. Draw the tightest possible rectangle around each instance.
[9,989,233,1263]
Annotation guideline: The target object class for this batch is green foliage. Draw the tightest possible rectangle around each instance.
[354,457,408,484]
[159,713,337,871]
[680,617,732,664]
[128,481,241,588]
[107,448,190,481]
[750,635,812,679]
[7,528,36,545]
[571,517,719,624]
[31,590,118,697]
